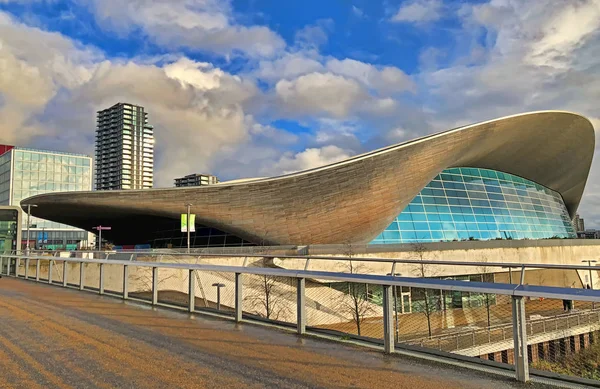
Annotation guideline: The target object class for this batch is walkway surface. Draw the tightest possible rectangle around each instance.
[0,277,541,389]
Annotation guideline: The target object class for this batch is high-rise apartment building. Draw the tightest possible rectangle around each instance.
[95,103,154,190]
[0,146,94,249]
[174,173,219,187]
[573,213,585,232]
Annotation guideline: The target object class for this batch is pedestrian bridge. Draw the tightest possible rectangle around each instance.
[0,277,520,389]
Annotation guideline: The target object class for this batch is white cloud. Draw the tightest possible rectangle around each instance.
[391,0,443,23]
[88,0,285,57]
[264,145,353,175]
[275,72,367,118]
[352,6,364,18]
[326,58,415,95]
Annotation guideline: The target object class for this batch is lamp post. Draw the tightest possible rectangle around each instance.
[212,283,226,310]
[186,203,192,254]
[93,226,111,251]
[25,204,37,254]
[582,260,597,309]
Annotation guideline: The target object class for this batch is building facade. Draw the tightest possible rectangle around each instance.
[95,103,154,190]
[21,111,595,248]
[174,174,219,187]
[572,214,585,232]
[0,147,93,249]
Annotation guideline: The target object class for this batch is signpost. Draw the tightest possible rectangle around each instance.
[181,204,195,254]
[93,226,111,251]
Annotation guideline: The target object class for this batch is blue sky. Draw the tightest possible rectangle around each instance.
[0,0,599,226]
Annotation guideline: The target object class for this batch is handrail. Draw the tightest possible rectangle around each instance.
[16,249,600,272]
[3,254,600,302]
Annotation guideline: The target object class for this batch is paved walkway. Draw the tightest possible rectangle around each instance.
[0,278,538,389]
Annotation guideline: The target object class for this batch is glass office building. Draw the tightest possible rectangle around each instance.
[371,167,576,244]
[0,147,93,249]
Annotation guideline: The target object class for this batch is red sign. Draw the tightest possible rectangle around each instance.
[93,226,112,231]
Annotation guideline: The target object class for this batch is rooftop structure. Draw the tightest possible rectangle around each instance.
[22,111,595,248]
[174,173,219,187]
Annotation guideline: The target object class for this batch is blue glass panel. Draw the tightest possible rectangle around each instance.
[371,167,576,244]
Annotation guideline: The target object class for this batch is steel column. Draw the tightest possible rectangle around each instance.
[24,258,29,279]
[99,263,104,295]
[79,262,85,290]
[123,265,129,299]
[512,296,529,382]
[188,269,195,312]
[152,267,158,305]
[297,278,306,335]
[62,260,68,287]
[235,272,242,322]
[383,285,395,353]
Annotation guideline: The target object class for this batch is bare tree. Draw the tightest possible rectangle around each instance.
[335,242,376,336]
[244,234,294,321]
[244,258,294,320]
[410,243,438,338]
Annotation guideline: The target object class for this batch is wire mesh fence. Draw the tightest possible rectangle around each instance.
[527,297,600,381]
[242,273,296,325]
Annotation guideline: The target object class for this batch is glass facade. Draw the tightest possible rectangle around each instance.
[371,167,576,244]
[0,209,18,253]
[0,148,93,249]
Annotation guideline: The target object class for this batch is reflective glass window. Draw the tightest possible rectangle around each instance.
[371,167,576,244]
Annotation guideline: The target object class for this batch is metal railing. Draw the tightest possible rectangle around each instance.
[2,253,600,385]
[13,248,600,282]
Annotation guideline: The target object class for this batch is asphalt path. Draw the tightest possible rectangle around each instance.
[0,277,542,388]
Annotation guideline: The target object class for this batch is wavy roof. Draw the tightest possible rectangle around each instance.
[23,111,595,245]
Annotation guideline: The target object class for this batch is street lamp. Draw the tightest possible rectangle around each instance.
[212,283,226,310]
[92,226,111,251]
[25,204,37,254]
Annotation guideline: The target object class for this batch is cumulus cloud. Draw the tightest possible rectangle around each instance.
[88,0,285,57]
[326,58,415,95]
[275,72,368,118]
[264,145,353,176]
[391,0,443,23]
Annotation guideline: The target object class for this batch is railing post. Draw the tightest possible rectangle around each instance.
[512,296,529,382]
[123,265,129,299]
[297,277,306,334]
[383,284,395,353]
[235,272,242,322]
[62,260,68,287]
[25,258,29,279]
[0,256,4,276]
[36,259,40,281]
[15,257,20,277]
[48,260,53,284]
[80,262,85,290]
[188,269,195,312]
[99,263,104,295]
[152,267,158,305]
